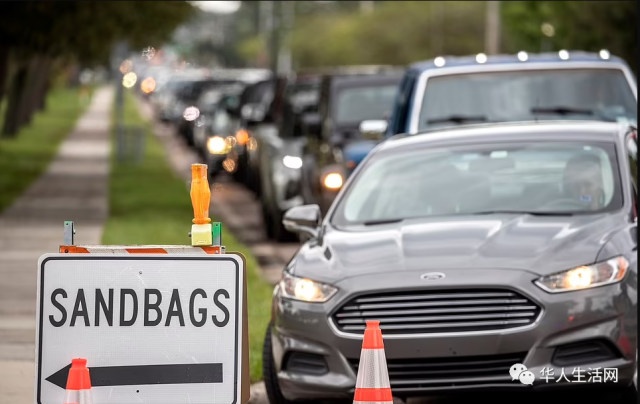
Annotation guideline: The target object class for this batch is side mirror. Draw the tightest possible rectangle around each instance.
[301,112,322,139]
[359,120,388,140]
[282,204,321,239]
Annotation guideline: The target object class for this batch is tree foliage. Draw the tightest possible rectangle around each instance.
[1,1,194,63]
[0,1,194,136]
[235,1,637,72]
[503,1,637,73]
[288,1,486,68]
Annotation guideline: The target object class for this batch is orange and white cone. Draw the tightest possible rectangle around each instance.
[353,320,393,404]
[63,358,93,404]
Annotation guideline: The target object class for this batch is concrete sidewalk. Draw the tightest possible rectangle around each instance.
[0,86,113,403]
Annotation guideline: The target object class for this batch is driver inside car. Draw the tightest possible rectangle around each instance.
[562,152,606,210]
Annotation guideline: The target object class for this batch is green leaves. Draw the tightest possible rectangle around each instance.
[0,1,195,64]
[289,1,486,68]
[244,0,636,73]
[502,1,637,72]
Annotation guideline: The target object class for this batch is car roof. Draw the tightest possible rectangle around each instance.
[329,72,404,87]
[378,121,627,153]
[303,65,402,76]
[408,51,629,74]
[209,68,273,82]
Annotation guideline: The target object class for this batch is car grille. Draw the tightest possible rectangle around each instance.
[332,289,541,335]
[348,351,527,393]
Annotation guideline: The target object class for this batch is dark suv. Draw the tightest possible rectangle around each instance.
[300,68,403,214]
[257,73,322,241]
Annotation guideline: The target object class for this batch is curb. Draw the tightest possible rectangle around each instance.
[247,381,267,404]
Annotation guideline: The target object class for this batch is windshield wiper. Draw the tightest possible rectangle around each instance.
[530,107,594,116]
[426,115,488,125]
[362,218,404,226]
[470,210,575,216]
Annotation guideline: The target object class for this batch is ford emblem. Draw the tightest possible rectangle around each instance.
[420,272,446,281]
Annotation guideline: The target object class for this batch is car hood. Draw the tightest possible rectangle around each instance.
[292,213,627,283]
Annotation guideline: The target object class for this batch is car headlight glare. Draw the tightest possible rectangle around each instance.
[207,136,230,154]
[323,173,343,190]
[282,155,303,169]
[183,106,200,121]
[535,256,629,293]
[279,272,337,303]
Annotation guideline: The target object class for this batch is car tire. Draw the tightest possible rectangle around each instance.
[600,382,638,403]
[618,383,638,403]
[263,322,295,404]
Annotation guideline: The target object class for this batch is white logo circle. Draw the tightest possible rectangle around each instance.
[420,272,446,281]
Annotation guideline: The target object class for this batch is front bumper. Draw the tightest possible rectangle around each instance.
[270,267,637,400]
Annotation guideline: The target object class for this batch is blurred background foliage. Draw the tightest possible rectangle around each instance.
[0,0,636,138]
[227,1,637,72]
[0,1,194,137]
[502,1,637,72]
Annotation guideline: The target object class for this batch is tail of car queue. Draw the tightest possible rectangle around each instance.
[139,50,638,403]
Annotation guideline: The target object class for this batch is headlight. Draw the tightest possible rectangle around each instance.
[279,272,338,303]
[323,173,343,190]
[282,155,303,169]
[183,106,200,121]
[535,256,629,293]
[207,136,229,154]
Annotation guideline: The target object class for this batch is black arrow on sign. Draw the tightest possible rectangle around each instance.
[46,363,223,389]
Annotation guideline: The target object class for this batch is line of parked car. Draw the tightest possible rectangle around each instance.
[138,50,638,403]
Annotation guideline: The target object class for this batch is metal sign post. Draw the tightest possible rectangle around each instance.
[35,164,250,404]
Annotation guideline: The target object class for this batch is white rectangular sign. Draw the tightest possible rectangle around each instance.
[35,254,244,404]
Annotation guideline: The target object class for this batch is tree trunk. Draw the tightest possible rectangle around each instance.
[0,45,10,108]
[66,64,80,87]
[1,62,28,137]
[16,56,40,127]
[37,73,51,112]
[28,56,52,114]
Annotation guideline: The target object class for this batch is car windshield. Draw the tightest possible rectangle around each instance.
[335,84,398,125]
[331,140,623,226]
[418,69,637,131]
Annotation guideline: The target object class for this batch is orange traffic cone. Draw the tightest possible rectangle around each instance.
[63,358,93,404]
[353,320,393,404]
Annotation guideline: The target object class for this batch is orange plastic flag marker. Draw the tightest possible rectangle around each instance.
[353,321,393,404]
[191,163,211,225]
[190,164,213,246]
[63,358,93,404]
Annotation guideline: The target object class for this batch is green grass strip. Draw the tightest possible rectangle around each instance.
[102,88,274,382]
[0,88,87,213]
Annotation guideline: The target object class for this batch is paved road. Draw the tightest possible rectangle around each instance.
[0,87,113,404]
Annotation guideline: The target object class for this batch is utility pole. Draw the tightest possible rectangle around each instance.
[430,1,444,56]
[112,41,128,131]
[360,1,374,14]
[485,1,501,55]
[278,0,295,74]
[266,0,279,74]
